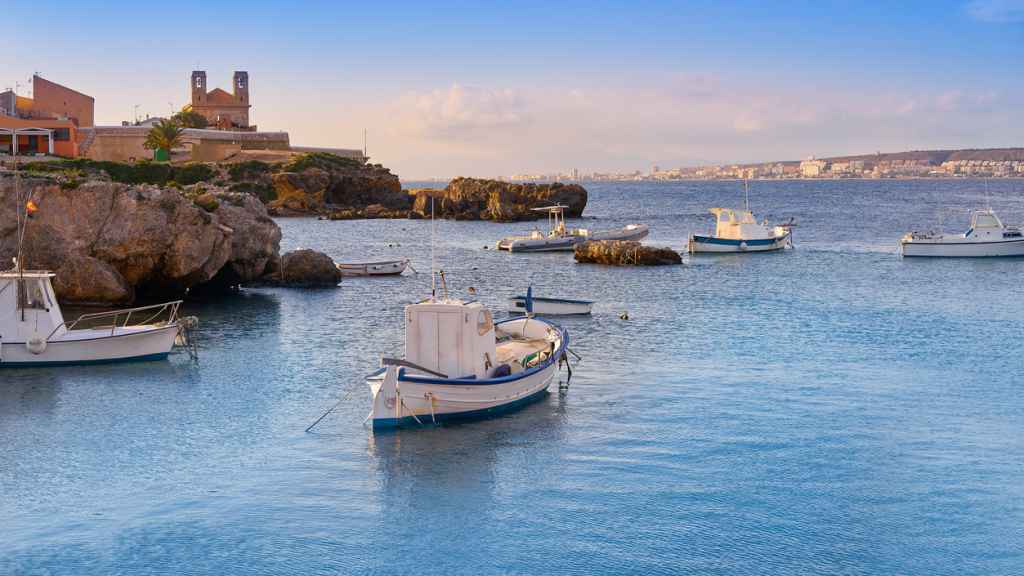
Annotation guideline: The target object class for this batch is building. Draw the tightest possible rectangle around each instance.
[190,71,251,129]
[800,158,827,177]
[0,75,93,157]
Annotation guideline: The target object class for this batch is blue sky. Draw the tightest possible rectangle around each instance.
[6,0,1023,177]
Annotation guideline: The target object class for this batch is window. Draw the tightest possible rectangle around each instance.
[17,279,48,310]
[53,128,70,141]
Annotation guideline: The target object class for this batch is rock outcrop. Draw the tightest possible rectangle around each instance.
[257,249,341,287]
[574,240,682,266]
[410,178,587,221]
[266,154,405,217]
[0,175,286,304]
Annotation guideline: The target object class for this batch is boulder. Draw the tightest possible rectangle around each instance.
[574,240,682,266]
[52,255,133,305]
[0,174,290,305]
[261,249,342,287]
[410,178,587,221]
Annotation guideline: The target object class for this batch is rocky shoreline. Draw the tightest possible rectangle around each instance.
[0,173,340,306]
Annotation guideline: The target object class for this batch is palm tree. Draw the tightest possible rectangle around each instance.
[144,119,183,159]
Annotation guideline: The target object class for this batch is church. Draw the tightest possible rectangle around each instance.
[190,71,252,130]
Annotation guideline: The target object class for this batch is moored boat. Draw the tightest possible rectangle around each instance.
[900,209,1024,257]
[508,295,593,316]
[366,283,569,429]
[336,258,410,277]
[688,181,792,253]
[496,205,649,252]
[0,269,189,367]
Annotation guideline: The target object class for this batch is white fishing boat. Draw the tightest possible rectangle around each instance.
[336,258,410,277]
[508,294,593,316]
[365,281,569,429]
[496,205,649,252]
[900,209,1024,257]
[688,181,792,253]
[0,269,189,367]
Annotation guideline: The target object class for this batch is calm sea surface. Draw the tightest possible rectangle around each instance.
[3,179,1024,575]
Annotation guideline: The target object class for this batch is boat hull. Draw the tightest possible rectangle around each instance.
[337,260,408,277]
[0,325,179,367]
[900,238,1024,257]
[508,297,592,315]
[688,232,790,253]
[368,318,568,429]
[498,224,650,252]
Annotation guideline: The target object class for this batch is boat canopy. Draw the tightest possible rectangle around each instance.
[708,208,773,240]
[971,210,1003,229]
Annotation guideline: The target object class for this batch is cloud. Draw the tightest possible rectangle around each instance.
[397,83,529,138]
[966,0,1024,22]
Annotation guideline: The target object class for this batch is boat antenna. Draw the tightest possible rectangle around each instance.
[430,194,436,299]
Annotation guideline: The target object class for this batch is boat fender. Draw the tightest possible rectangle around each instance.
[739,241,748,251]
[26,335,47,355]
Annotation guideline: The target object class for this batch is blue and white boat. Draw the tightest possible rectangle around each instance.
[688,182,792,253]
[508,294,593,315]
[496,205,649,252]
[367,286,569,429]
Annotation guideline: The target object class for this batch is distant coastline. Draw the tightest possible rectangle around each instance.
[492,147,1024,183]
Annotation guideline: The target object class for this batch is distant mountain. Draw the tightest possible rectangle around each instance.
[818,147,1024,165]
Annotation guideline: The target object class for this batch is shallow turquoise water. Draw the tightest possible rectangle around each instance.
[2,179,1023,574]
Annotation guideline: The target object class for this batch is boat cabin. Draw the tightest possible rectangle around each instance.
[405,299,497,379]
[709,208,771,240]
[0,271,66,343]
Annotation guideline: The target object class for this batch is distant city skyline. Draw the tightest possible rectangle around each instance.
[5,0,1023,179]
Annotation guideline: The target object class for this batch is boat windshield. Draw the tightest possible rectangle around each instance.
[972,212,1002,229]
[17,278,49,310]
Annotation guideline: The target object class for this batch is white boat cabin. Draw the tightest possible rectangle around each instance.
[405,299,497,379]
[0,272,67,344]
[709,208,775,240]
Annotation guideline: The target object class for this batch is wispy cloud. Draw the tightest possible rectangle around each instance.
[966,0,1024,22]
[397,83,529,138]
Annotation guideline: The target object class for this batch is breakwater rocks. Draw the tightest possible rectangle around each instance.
[574,240,682,266]
[409,178,588,221]
[0,174,337,305]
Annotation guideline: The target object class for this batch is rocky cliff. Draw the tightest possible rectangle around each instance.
[0,173,336,305]
[408,178,587,221]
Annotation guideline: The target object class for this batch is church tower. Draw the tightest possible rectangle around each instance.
[233,71,249,104]
[191,71,207,106]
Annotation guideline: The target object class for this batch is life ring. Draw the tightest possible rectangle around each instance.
[26,335,47,355]
[739,241,748,251]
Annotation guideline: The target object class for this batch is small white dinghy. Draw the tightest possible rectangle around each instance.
[0,269,189,367]
[496,205,649,252]
[900,209,1024,257]
[508,291,593,316]
[336,258,410,277]
[365,280,569,429]
[688,182,792,253]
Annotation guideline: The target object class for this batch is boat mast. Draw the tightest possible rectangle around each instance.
[744,179,750,212]
[430,194,436,299]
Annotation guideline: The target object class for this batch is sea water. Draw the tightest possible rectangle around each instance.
[2,179,1023,575]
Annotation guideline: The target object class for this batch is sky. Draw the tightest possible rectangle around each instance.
[5,0,1024,178]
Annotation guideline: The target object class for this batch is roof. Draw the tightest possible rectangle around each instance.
[203,88,241,106]
[0,116,76,129]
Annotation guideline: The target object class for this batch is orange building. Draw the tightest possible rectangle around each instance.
[1,75,93,157]
[0,116,80,157]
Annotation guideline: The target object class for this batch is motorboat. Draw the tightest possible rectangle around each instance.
[366,281,569,429]
[900,209,1024,257]
[508,294,593,316]
[496,205,649,252]
[337,258,410,277]
[688,181,792,253]
[0,269,190,367]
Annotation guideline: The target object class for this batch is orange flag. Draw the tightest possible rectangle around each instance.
[26,200,38,218]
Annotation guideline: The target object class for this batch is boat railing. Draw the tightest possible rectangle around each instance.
[47,301,183,340]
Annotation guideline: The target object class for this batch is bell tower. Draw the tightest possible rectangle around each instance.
[233,71,249,104]
[191,71,207,105]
